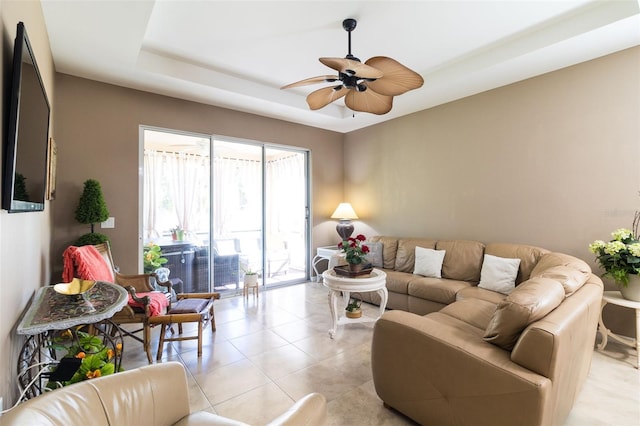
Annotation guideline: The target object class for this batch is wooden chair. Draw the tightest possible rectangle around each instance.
[91,242,172,363]
[149,292,220,360]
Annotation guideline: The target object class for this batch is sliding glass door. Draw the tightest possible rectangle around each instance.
[142,129,212,294]
[141,127,309,296]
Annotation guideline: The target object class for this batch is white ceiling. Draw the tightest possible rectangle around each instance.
[40,0,640,134]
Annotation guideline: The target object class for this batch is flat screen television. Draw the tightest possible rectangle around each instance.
[2,21,51,212]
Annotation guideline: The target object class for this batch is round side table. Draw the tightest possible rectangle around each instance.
[597,290,640,369]
[322,268,387,339]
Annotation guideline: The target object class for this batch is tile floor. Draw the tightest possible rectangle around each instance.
[121,282,640,425]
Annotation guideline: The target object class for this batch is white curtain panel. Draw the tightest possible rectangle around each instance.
[166,151,207,233]
[143,150,162,239]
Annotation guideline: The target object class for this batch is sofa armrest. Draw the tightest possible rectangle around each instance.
[372,310,551,426]
[267,393,327,426]
[1,362,190,426]
[90,362,190,425]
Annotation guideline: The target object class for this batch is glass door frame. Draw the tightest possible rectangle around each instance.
[212,134,311,290]
[139,125,312,293]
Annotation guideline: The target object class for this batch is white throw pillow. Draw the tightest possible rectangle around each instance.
[414,247,446,278]
[478,254,521,295]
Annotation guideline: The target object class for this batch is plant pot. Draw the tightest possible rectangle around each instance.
[619,274,640,302]
[244,274,258,287]
[345,309,362,319]
[348,263,363,273]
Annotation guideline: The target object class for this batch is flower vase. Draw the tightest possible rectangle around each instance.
[348,263,363,273]
[620,274,640,302]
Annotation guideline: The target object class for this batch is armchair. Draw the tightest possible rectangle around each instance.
[63,242,171,363]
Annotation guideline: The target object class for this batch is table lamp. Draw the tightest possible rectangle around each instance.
[331,202,359,240]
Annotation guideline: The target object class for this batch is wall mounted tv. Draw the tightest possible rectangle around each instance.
[2,22,50,213]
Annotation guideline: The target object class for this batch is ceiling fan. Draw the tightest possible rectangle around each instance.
[281,18,424,115]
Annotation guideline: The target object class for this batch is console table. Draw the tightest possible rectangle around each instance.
[16,281,128,399]
[312,246,344,282]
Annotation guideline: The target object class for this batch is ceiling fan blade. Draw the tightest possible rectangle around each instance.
[281,75,339,89]
[344,88,393,115]
[364,56,424,96]
[319,57,383,79]
[306,86,349,110]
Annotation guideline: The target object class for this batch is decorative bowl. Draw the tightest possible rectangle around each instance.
[54,278,96,295]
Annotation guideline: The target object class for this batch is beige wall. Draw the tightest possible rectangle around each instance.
[52,74,343,278]
[344,46,640,335]
[0,0,54,407]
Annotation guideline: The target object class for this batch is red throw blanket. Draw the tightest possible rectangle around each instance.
[62,245,114,283]
[127,292,170,317]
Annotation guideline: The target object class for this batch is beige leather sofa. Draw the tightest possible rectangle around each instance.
[1,362,327,426]
[366,237,603,426]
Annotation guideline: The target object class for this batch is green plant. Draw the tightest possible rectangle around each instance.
[241,265,260,275]
[143,243,168,273]
[589,228,640,286]
[75,179,110,245]
[75,232,109,246]
[48,329,122,388]
[338,234,370,265]
[346,298,361,312]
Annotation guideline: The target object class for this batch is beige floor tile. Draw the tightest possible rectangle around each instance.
[248,344,317,380]
[229,329,290,357]
[181,340,246,375]
[327,386,417,426]
[213,382,296,425]
[274,361,361,402]
[197,358,272,405]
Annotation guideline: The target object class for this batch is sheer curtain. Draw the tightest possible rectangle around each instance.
[143,150,162,239]
[266,153,304,235]
[144,149,208,238]
[213,157,261,238]
[166,151,207,233]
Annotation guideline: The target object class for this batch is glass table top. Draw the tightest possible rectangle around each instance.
[17,281,128,335]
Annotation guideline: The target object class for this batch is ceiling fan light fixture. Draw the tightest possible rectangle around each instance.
[281,18,423,115]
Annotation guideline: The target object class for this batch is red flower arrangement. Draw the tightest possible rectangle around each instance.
[338,234,370,265]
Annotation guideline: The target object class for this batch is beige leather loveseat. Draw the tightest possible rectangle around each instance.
[1,362,327,425]
[366,237,603,426]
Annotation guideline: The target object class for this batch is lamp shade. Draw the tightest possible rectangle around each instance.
[330,203,358,220]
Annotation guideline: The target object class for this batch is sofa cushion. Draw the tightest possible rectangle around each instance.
[533,265,590,296]
[408,277,472,305]
[483,277,565,351]
[414,247,446,278]
[456,286,508,304]
[478,254,521,295]
[435,240,485,282]
[369,236,399,270]
[383,270,414,295]
[485,243,549,285]
[440,298,497,330]
[394,238,437,272]
[530,252,592,295]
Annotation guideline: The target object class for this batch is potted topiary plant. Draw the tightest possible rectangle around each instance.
[345,297,362,318]
[74,179,110,246]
